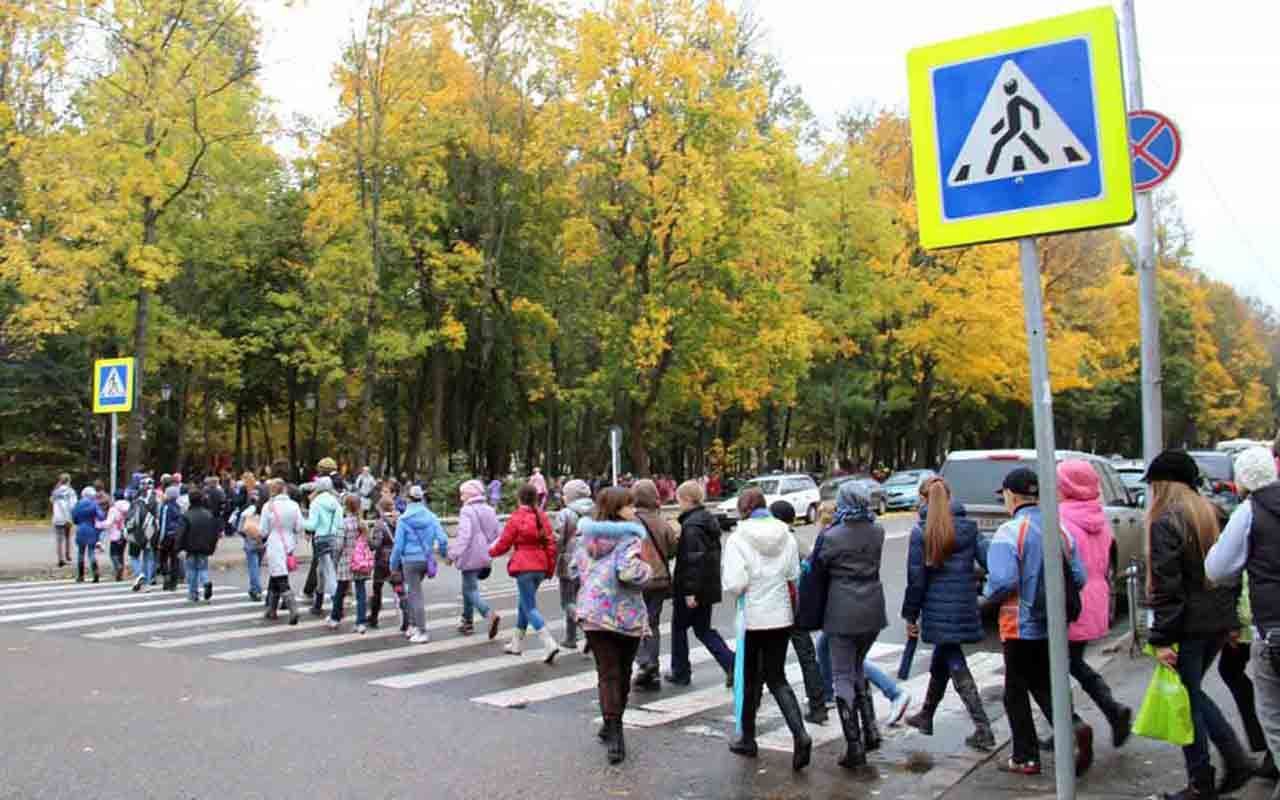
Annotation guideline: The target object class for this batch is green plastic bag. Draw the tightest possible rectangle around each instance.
[1133,661,1194,746]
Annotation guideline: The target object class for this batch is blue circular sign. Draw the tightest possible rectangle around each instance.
[1128,110,1181,192]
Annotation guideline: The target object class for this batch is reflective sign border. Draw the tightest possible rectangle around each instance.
[907,6,1134,250]
[93,357,135,414]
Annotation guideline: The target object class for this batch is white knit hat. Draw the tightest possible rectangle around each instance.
[1234,446,1277,493]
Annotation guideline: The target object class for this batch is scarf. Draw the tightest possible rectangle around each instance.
[832,480,876,526]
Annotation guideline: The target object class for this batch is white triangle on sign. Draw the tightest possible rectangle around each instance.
[946,60,1092,187]
[100,368,127,400]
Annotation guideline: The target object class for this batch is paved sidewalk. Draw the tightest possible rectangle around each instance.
[941,641,1278,800]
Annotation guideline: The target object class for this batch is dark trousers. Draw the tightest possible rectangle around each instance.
[1003,639,1057,764]
[637,590,667,669]
[669,598,735,679]
[369,578,400,625]
[161,546,182,590]
[54,524,72,564]
[789,628,825,707]
[741,627,794,735]
[1067,641,1124,725]
[1219,638,1269,752]
[1178,635,1249,775]
[303,552,318,596]
[108,540,127,576]
[586,630,641,719]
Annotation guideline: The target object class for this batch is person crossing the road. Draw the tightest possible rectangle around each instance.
[900,476,996,752]
[126,478,157,591]
[489,483,559,662]
[329,493,372,632]
[50,473,76,568]
[447,479,502,639]
[573,486,653,764]
[176,488,220,603]
[71,486,105,583]
[260,478,302,625]
[667,480,735,688]
[724,487,811,772]
[553,479,594,651]
[632,478,680,692]
[368,497,406,632]
[304,476,344,617]
[390,485,448,644]
[769,499,830,726]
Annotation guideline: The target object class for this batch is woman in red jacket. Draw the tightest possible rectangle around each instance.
[490,483,559,663]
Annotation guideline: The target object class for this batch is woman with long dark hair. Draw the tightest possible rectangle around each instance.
[901,476,994,751]
[1145,450,1252,799]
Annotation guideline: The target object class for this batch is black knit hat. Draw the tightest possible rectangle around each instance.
[1142,450,1200,488]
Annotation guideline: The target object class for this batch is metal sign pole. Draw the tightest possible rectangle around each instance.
[110,413,118,499]
[1017,237,1075,799]
[1121,0,1163,464]
[609,425,622,487]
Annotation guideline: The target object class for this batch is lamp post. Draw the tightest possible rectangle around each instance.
[161,384,173,403]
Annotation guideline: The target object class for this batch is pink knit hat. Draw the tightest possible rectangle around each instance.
[1057,459,1100,502]
[459,479,486,503]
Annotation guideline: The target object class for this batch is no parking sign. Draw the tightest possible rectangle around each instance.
[1128,109,1181,192]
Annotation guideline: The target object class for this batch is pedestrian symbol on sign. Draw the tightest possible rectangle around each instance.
[100,368,127,401]
[948,60,1091,187]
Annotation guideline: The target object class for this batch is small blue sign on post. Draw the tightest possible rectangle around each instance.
[1128,109,1181,192]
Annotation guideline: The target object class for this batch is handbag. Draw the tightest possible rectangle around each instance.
[794,534,829,631]
[271,505,299,572]
[1133,656,1193,745]
[477,566,492,581]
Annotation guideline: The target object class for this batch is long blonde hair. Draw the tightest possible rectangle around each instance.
[1145,480,1219,589]
[920,477,956,567]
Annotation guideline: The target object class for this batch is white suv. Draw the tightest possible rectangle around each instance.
[714,473,821,531]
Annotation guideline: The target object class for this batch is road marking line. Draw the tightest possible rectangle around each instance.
[29,600,260,631]
[143,618,327,649]
[366,620,574,687]
[474,629,715,709]
[0,589,196,612]
[0,579,81,594]
[0,583,146,601]
[286,606,525,674]
[0,591,231,623]
[85,611,268,639]
[210,603,464,662]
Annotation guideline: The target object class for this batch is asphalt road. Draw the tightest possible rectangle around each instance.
[0,512,1130,799]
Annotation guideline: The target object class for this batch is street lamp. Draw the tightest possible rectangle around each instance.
[336,389,348,411]
[161,384,173,402]
[305,393,316,411]
[216,403,226,421]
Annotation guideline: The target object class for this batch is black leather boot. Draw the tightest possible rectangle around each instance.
[605,717,626,764]
[774,683,812,771]
[952,663,996,751]
[729,677,762,757]
[905,669,948,735]
[836,697,867,769]
[1161,765,1217,800]
[857,681,881,752]
[263,589,278,620]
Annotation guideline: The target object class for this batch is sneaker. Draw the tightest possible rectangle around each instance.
[132,575,145,592]
[487,614,501,641]
[997,758,1041,776]
[367,620,380,630]
[559,638,579,651]
[203,583,213,601]
[355,625,368,635]
[663,671,692,687]
[404,627,419,640]
[885,692,912,726]
[458,621,475,636]
[410,631,430,644]
[325,618,340,630]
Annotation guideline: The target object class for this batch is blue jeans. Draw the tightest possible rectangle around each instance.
[515,572,546,632]
[461,570,491,623]
[76,541,98,577]
[131,550,157,583]
[331,579,368,624]
[817,631,900,704]
[244,547,262,595]
[186,555,210,600]
[1176,636,1249,775]
[670,598,735,679]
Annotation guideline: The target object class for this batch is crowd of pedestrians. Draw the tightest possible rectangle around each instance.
[43,444,1280,792]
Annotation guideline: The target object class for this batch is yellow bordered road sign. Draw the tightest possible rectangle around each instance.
[93,357,135,414]
[907,6,1134,250]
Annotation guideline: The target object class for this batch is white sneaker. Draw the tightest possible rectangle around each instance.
[355,625,367,635]
[885,692,912,726]
[325,618,340,630]
[409,631,430,644]
[404,627,419,640]
[538,628,560,665]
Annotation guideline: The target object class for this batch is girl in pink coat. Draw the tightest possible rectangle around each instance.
[1058,459,1132,749]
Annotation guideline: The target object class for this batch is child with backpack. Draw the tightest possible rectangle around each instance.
[126,486,157,591]
[369,497,407,632]
[331,493,373,632]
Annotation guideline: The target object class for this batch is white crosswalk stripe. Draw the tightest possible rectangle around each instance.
[0,579,80,595]
[0,578,1013,754]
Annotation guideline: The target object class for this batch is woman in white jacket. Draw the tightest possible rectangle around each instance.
[722,487,812,771]
[260,479,303,625]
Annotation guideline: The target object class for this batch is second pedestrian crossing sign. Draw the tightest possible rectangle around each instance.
[908,6,1134,249]
[93,357,135,414]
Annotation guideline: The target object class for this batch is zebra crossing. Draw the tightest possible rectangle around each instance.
[0,577,1012,747]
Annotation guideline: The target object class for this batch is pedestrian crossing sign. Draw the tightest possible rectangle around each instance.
[93,357,135,414]
[907,6,1134,249]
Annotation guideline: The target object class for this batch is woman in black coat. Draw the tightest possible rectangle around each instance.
[901,477,994,751]
[666,480,735,685]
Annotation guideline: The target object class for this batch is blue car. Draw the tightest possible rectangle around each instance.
[882,469,937,511]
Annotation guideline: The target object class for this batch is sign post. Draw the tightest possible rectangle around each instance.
[908,9,1134,797]
[93,357,135,498]
[609,425,623,487]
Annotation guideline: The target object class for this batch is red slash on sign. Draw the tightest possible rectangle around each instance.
[1128,109,1182,192]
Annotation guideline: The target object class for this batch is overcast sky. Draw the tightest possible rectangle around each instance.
[253,1,1280,307]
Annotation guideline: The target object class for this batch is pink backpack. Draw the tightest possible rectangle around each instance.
[351,531,374,576]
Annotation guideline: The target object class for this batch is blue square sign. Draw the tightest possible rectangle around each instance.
[933,38,1102,222]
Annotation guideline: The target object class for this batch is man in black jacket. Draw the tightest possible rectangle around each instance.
[665,480,735,687]
[177,489,220,603]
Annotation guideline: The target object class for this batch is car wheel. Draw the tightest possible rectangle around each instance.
[1107,553,1119,629]
[806,504,817,525]
[878,497,888,516]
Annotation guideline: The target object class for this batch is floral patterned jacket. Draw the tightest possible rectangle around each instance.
[572,519,652,638]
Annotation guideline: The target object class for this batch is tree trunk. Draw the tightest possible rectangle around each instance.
[628,409,650,477]
[234,404,244,472]
[430,350,447,481]
[174,379,188,474]
[401,358,429,478]
[259,409,273,470]
[287,369,298,481]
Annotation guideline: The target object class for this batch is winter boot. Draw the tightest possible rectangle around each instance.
[203,582,213,601]
[91,562,100,583]
[1218,757,1254,796]
[1161,765,1217,800]
[504,628,526,655]
[633,664,660,691]
[263,590,278,620]
[857,682,882,752]
[1258,750,1278,781]
[774,683,813,771]
[604,717,626,764]
[805,699,829,725]
[836,697,867,770]
[539,627,560,664]
[282,592,300,626]
[76,564,85,583]
[729,677,762,758]
[561,612,579,650]
[905,669,948,735]
[952,663,996,752]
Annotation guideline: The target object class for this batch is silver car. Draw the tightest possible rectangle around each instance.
[939,449,1146,621]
